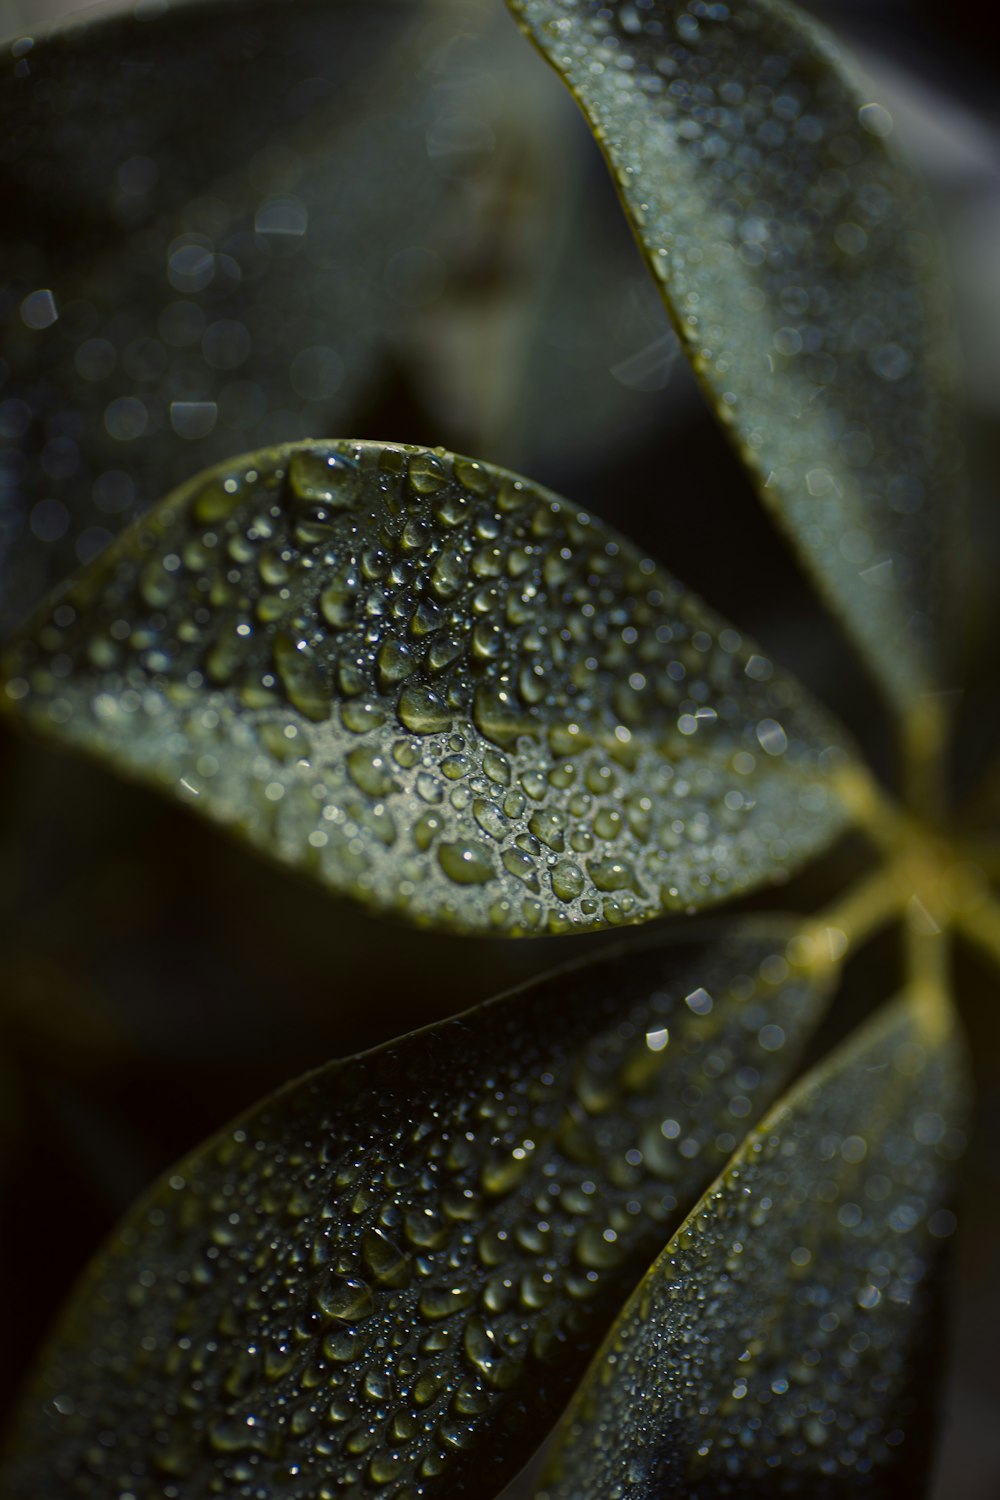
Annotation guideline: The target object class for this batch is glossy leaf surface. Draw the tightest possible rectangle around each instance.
[0,0,566,633]
[0,922,835,1498]
[508,0,960,710]
[1,440,852,934]
[540,992,966,1498]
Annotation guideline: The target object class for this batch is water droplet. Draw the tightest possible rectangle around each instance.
[472,686,523,746]
[473,798,506,841]
[346,747,397,798]
[419,1285,476,1320]
[403,1209,447,1250]
[427,634,464,673]
[462,1317,523,1391]
[397,683,452,734]
[140,558,179,610]
[528,809,565,851]
[438,841,495,885]
[286,449,361,509]
[588,857,638,893]
[361,1229,410,1289]
[193,479,244,524]
[453,457,491,494]
[408,450,447,495]
[320,568,360,630]
[273,632,332,721]
[378,637,415,688]
[204,617,251,687]
[430,550,465,600]
[413,1369,447,1408]
[502,847,538,888]
[482,749,511,786]
[315,1276,374,1323]
[341,699,386,733]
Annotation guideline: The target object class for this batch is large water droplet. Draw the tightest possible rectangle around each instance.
[273,631,332,721]
[315,1276,374,1323]
[398,683,452,734]
[407,450,447,496]
[361,1228,411,1289]
[286,449,361,509]
[438,840,495,885]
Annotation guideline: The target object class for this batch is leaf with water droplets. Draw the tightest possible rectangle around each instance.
[538,991,967,1499]
[0,921,838,1498]
[506,0,962,713]
[1,439,852,934]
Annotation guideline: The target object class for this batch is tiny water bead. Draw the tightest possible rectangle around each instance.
[0,924,835,1498]
[538,995,966,1499]
[1,439,852,935]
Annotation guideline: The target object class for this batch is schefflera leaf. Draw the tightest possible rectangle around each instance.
[0,922,835,1499]
[0,440,852,934]
[507,0,961,711]
[539,992,967,1499]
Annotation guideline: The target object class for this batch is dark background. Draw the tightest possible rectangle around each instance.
[0,0,998,1494]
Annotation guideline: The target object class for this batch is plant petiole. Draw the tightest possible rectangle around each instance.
[789,862,908,977]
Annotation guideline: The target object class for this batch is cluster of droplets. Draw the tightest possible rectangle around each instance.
[3,926,829,1498]
[2,440,847,933]
[511,0,959,709]
[540,998,966,1499]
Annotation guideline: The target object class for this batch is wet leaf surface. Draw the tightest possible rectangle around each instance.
[1,440,852,933]
[539,991,966,1498]
[507,0,961,711]
[0,921,835,1499]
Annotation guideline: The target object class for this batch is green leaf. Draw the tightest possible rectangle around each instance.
[0,921,836,1498]
[1,440,852,934]
[0,0,556,633]
[539,992,967,1498]
[506,0,961,712]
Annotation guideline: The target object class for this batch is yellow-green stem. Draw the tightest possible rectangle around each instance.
[789,861,907,978]
[901,694,950,824]
[834,763,922,858]
[954,892,1000,976]
[905,902,951,1041]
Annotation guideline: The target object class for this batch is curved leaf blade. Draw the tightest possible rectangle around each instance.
[1,440,852,933]
[540,992,967,1498]
[0,922,836,1498]
[507,0,961,711]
